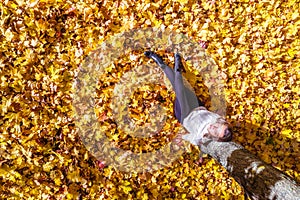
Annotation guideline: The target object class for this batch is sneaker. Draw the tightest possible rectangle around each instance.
[144,51,166,69]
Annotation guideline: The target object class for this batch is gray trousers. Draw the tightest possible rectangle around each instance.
[145,51,204,123]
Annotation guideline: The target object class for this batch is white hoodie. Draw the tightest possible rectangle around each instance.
[182,106,227,145]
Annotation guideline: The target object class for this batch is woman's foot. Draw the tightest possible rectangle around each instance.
[174,53,184,72]
[144,51,166,69]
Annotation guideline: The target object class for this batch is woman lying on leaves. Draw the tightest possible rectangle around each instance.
[144,51,232,146]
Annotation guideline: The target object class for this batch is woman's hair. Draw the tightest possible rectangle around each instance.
[206,118,233,142]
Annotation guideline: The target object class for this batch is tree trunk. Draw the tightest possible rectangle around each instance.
[200,141,300,200]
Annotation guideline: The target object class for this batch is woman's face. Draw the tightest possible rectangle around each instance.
[207,122,232,142]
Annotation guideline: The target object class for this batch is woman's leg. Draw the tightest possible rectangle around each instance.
[144,51,175,88]
[174,53,201,122]
[174,53,194,122]
[145,51,182,120]
[145,51,202,122]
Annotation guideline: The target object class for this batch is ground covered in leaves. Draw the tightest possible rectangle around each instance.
[1,0,299,199]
